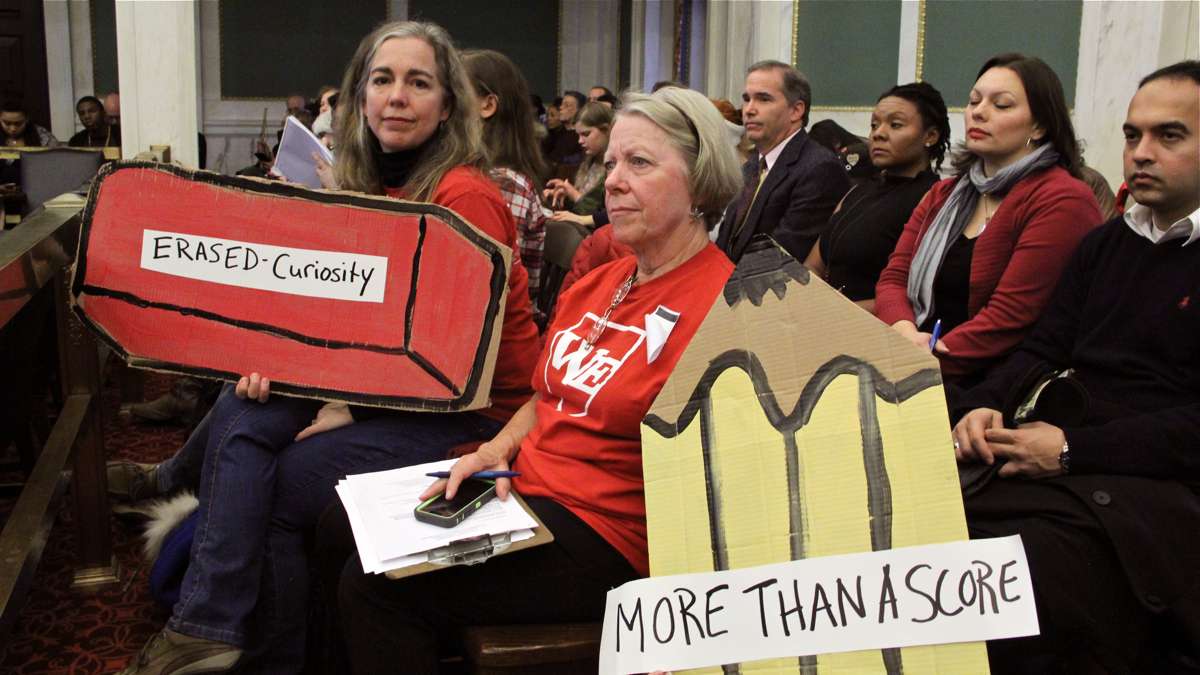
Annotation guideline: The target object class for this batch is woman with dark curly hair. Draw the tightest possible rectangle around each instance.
[805,81,950,313]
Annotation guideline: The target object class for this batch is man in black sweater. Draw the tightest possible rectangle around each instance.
[951,61,1200,672]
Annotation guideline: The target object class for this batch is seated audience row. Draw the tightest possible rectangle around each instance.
[105,15,1196,673]
[545,101,612,227]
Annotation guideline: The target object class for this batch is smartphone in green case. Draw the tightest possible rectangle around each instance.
[414,478,497,528]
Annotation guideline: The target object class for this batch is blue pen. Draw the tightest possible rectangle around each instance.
[425,470,522,480]
[928,319,943,351]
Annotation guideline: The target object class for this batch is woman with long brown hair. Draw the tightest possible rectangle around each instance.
[463,48,550,302]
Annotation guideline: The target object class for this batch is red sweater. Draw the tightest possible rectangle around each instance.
[386,166,539,421]
[513,244,734,576]
[875,166,1101,377]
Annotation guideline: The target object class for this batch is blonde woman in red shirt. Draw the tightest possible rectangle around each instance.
[326,86,743,674]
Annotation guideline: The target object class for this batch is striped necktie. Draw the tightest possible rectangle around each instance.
[732,156,768,239]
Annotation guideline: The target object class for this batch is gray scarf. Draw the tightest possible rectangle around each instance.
[906,144,1060,326]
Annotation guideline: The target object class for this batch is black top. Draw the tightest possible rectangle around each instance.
[920,232,976,334]
[953,217,1200,482]
[68,124,121,148]
[820,169,938,300]
[541,125,582,167]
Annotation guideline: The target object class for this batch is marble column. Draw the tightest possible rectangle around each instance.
[115,0,201,167]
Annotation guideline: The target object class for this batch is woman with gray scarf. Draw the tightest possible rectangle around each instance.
[875,53,1102,385]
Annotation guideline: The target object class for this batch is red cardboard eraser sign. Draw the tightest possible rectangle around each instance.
[71,162,509,412]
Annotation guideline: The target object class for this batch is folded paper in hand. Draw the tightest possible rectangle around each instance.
[336,459,539,575]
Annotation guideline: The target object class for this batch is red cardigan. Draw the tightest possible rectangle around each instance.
[875,165,1102,377]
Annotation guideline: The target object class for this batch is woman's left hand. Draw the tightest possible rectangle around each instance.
[294,402,354,442]
[313,152,338,189]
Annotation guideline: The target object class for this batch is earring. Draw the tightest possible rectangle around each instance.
[1026,136,1034,148]
[689,206,703,221]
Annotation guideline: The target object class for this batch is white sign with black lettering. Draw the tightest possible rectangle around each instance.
[139,229,387,303]
[600,536,1037,674]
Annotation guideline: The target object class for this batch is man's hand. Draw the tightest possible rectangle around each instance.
[985,421,1067,479]
[952,407,1004,464]
[294,402,353,442]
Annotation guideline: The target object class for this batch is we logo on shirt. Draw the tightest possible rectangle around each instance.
[544,312,646,417]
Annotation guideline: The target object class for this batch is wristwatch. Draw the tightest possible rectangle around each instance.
[1058,440,1071,474]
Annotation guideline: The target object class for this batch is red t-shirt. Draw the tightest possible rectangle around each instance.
[513,243,734,576]
[386,166,539,421]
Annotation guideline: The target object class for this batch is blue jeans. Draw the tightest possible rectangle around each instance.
[156,410,212,494]
[168,385,503,673]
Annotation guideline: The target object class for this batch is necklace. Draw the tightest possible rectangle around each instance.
[583,267,638,350]
[982,194,996,224]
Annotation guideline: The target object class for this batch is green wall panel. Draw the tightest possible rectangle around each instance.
[922,0,1081,107]
[794,0,902,108]
[91,0,118,96]
[408,0,560,101]
[219,1,387,99]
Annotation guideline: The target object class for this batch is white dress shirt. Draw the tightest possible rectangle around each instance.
[1123,202,1200,246]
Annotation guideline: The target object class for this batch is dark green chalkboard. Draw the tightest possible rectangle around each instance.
[219,1,387,99]
[91,0,118,96]
[794,0,902,108]
[921,0,1081,107]
[408,0,560,101]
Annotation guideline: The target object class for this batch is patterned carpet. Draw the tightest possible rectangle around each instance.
[0,371,186,674]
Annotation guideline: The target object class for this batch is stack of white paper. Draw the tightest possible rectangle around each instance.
[336,458,539,574]
[271,115,334,189]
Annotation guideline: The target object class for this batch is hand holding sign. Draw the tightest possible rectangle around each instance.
[235,372,272,403]
[73,163,510,412]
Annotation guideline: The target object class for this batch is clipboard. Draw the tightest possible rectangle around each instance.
[384,492,554,579]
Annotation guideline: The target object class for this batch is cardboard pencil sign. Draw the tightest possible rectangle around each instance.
[629,239,1008,673]
[72,162,510,412]
[600,536,1037,674]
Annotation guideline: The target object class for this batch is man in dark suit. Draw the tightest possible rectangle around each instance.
[716,60,849,262]
[951,60,1200,672]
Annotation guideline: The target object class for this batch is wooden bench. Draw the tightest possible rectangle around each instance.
[0,204,116,637]
[462,623,601,674]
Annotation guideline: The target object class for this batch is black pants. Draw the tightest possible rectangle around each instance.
[315,496,637,675]
[966,478,1152,673]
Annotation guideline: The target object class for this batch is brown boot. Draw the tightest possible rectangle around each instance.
[119,628,241,675]
[106,460,161,502]
[129,391,196,424]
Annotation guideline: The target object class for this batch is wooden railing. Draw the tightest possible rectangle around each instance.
[0,204,115,637]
